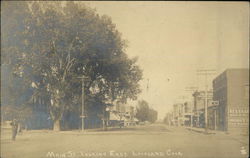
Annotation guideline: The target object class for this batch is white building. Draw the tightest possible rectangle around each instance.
[109,103,137,126]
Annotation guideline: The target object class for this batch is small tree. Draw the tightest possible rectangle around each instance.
[136,100,158,123]
[148,108,158,123]
[136,100,150,122]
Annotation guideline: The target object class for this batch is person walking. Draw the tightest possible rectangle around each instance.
[10,119,18,141]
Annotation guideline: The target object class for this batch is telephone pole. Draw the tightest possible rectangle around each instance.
[78,76,89,132]
[185,86,198,127]
[197,69,216,133]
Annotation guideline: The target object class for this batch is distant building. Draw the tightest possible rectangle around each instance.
[207,104,218,130]
[192,90,213,128]
[109,103,137,127]
[164,112,174,126]
[184,101,194,113]
[183,102,194,126]
[124,106,136,126]
[172,103,184,126]
[193,90,213,110]
[213,68,249,134]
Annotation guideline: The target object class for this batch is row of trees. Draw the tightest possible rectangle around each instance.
[135,100,158,123]
[2,1,142,130]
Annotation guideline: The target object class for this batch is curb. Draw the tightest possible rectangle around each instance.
[185,127,215,135]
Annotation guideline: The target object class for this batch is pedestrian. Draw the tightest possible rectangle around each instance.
[10,119,18,141]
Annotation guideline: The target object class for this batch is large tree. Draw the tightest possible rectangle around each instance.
[1,1,34,123]
[1,1,142,131]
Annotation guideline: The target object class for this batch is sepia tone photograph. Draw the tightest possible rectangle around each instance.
[0,1,249,158]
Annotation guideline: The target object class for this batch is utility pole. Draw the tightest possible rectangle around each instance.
[176,96,188,126]
[185,86,198,127]
[197,69,216,133]
[78,76,88,132]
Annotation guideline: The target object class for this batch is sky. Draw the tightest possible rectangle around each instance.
[82,1,249,120]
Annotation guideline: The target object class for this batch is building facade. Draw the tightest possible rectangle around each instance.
[109,103,137,127]
[172,103,185,126]
[192,90,213,128]
[207,104,218,130]
[183,102,194,127]
[164,112,174,126]
[213,69,249,133]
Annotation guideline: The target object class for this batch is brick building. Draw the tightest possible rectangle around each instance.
[213,68,249,133]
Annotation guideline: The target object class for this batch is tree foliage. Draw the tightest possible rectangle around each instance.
[1,1,142,130]
[136,100,158,123]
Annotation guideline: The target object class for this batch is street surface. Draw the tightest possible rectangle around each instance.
[1,124,249,158]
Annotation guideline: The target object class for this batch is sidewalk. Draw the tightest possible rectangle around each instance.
[20,126,139,135]
[185,126,217,134]
[185,126,249,145]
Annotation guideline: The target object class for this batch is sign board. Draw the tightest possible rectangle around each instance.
[211,101,219,106]
[228,107,249,117]
[198,95,213,99]
[228,107,249,127]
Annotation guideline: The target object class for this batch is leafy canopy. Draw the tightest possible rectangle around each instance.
[1,1,143,121]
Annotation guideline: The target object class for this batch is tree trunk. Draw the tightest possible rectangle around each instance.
[104,120,108,131]
[53,119,61,131]
[102,119,105,131]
